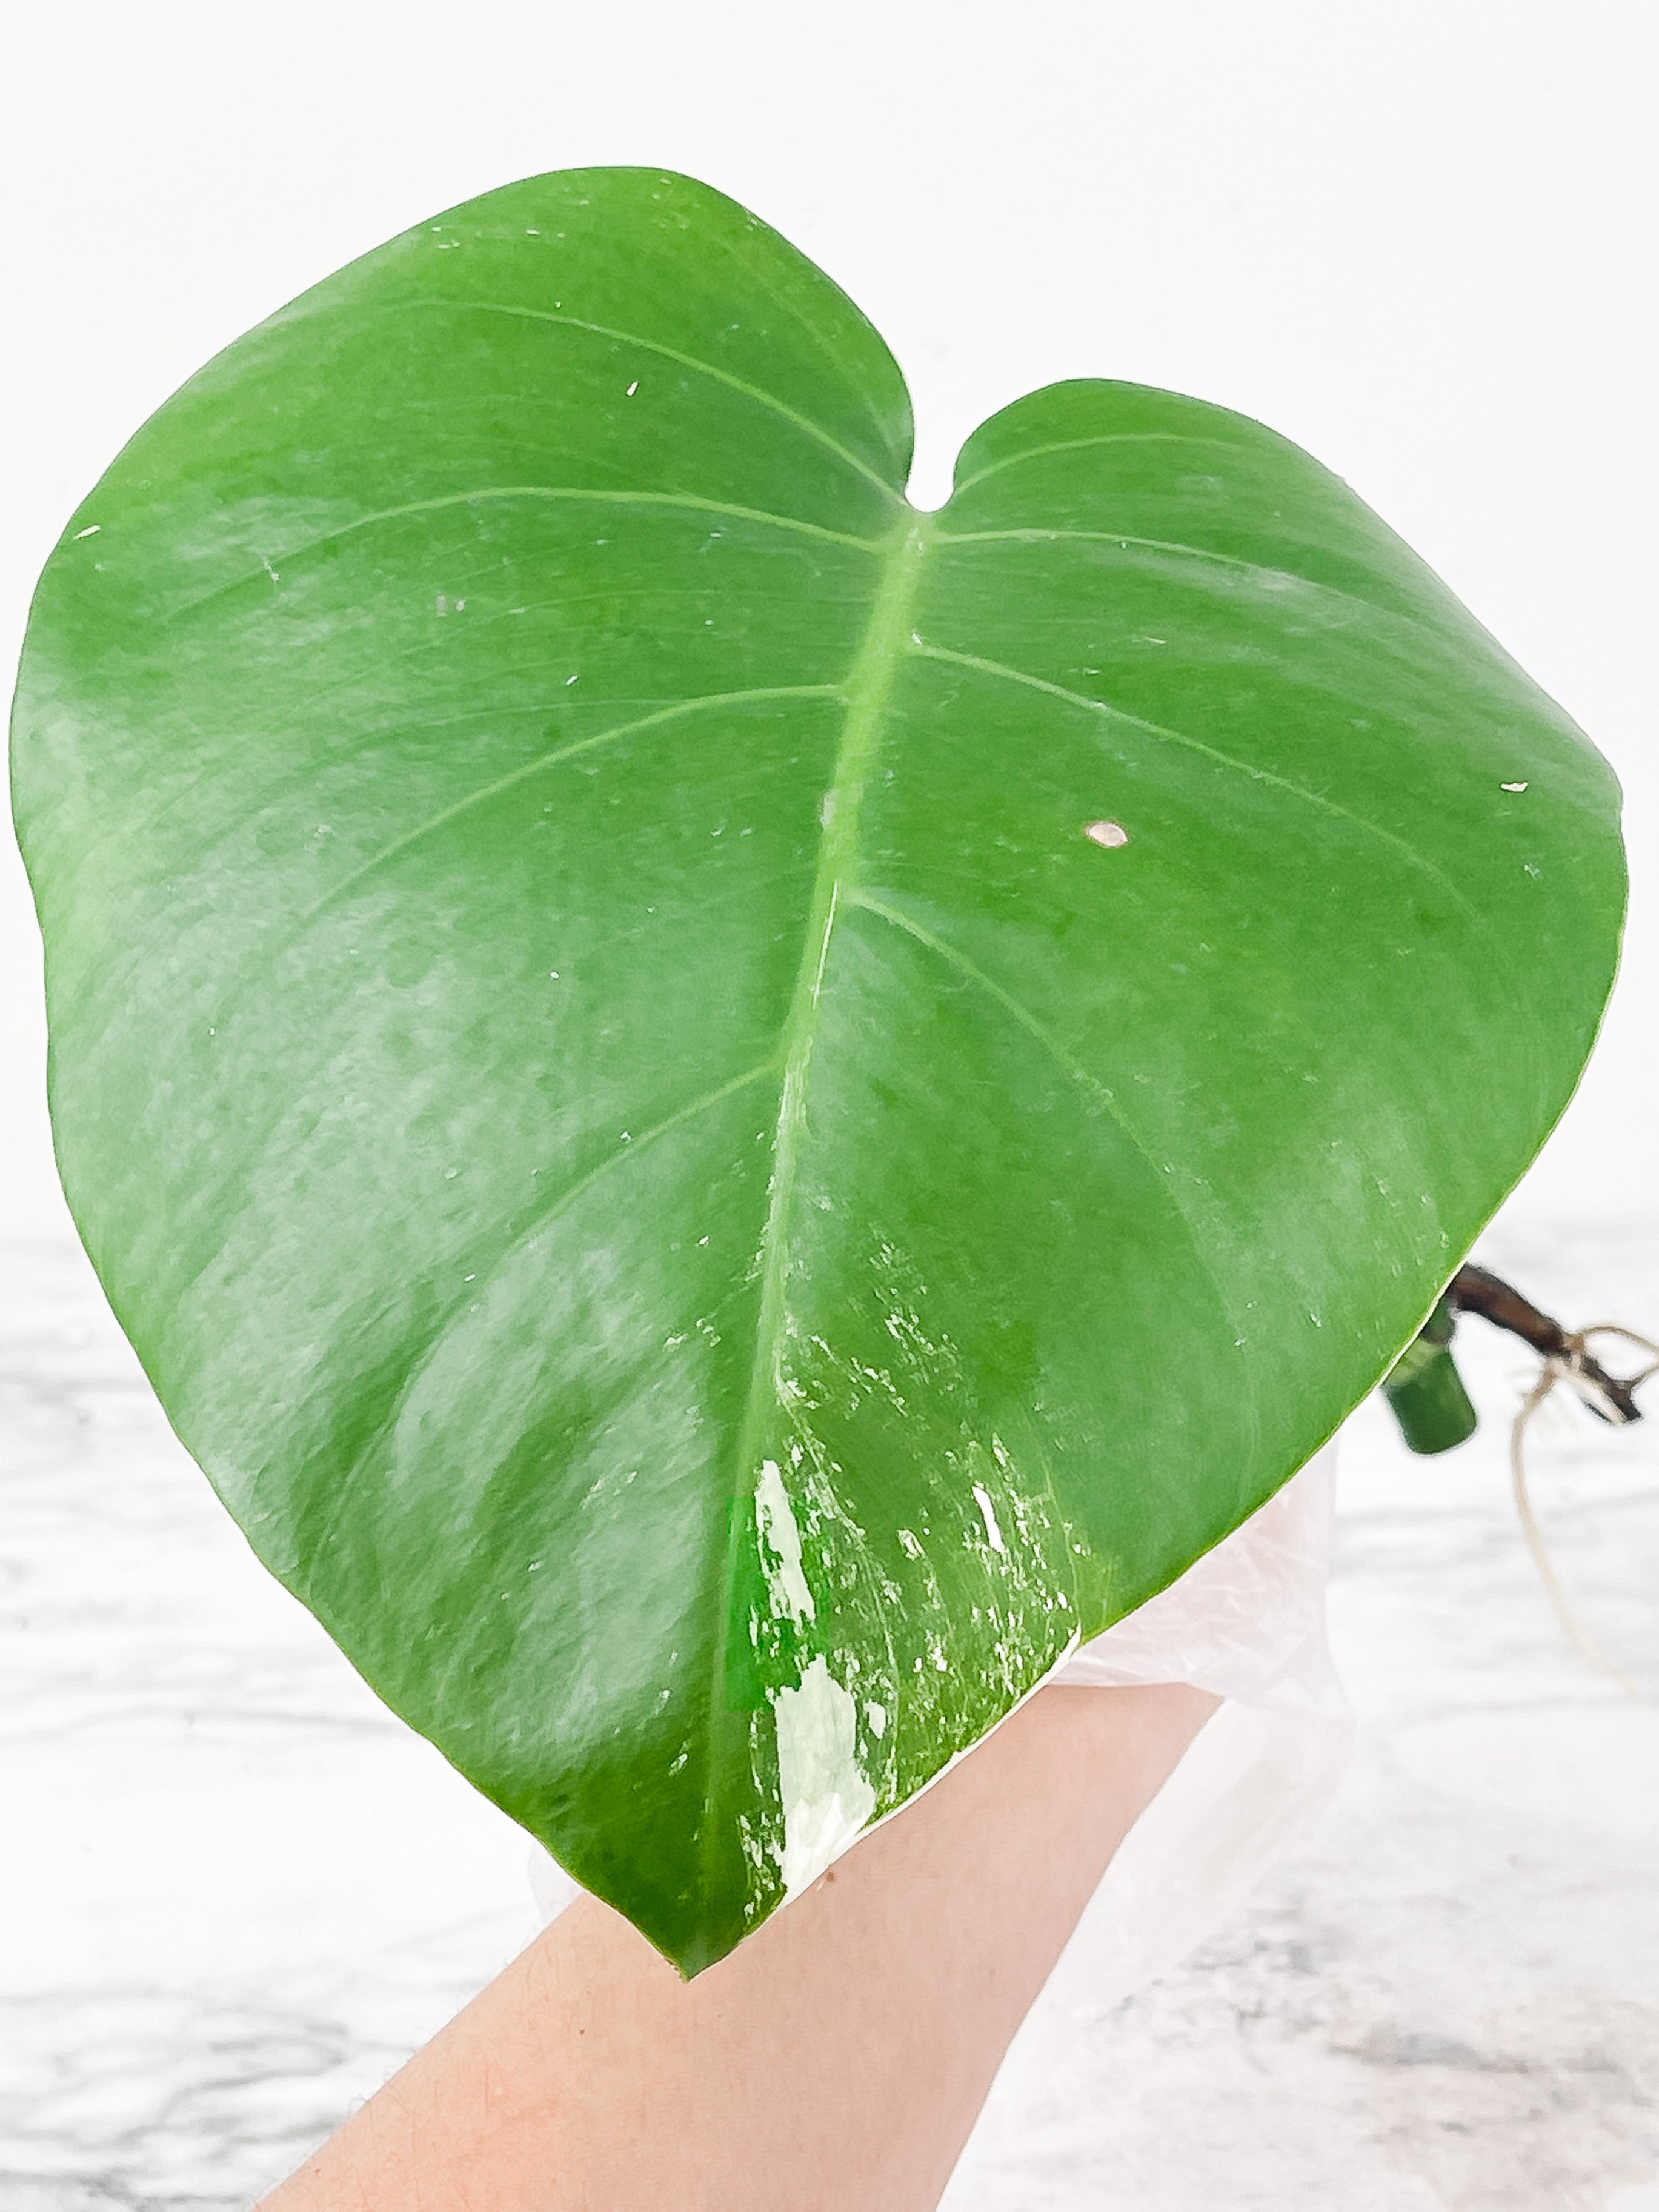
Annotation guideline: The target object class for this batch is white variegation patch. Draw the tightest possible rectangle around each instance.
[771,1655,877,1899]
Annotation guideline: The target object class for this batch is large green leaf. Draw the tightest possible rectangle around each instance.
[12,168,1623,1972]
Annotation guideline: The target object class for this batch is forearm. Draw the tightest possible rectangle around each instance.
[262,1679,1216,2212]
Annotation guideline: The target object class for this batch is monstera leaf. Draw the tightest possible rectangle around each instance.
[12,168,1623,1973]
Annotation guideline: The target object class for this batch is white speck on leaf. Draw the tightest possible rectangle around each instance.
[1502,780,1528,792]
[625,379,639,397]
[866,1701,888,1738]
[1085,820,1130,849]
[565,673,578,685]
[75,525,100,539]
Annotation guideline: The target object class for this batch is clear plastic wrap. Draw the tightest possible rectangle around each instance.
[1048,1439,1351,1999]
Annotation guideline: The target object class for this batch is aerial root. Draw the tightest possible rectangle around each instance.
[1509,1324,1659,1699]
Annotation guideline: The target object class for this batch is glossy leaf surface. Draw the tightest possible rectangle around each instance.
[12,169,1624,1970]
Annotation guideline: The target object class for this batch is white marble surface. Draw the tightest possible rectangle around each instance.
[3,1227,1657,2208]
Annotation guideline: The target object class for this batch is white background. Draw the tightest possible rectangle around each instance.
[2,0,1655,1243]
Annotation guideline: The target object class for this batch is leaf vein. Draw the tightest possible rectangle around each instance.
[430,299,903,500]
[293,685,844,930]
[693,225,907,469]
[174,490,883,621]
[843,888,1257,1440]
[846,892,1209,1226]
[951,430,1248,497]
[932,526,1418,629]
[911,640,1555,1120]
[314,1060,780,1567]
[913,644,1465,914]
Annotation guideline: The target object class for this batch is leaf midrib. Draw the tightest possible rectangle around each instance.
[699,508,930,1872]
[733,511,932,1486]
